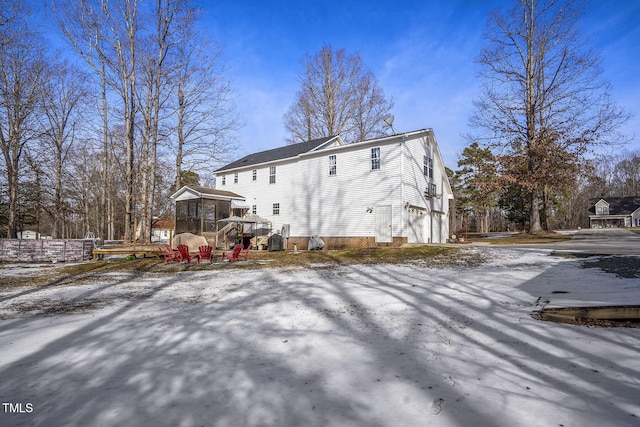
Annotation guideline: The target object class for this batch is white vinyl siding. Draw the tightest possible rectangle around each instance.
[215,130,451,243]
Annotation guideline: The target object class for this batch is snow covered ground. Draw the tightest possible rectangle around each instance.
[0,246,638,426]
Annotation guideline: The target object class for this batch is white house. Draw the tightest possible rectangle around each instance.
[214,129,453,249]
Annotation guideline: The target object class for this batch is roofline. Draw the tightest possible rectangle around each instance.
[170,185,245,200]
[216,135,343,173]
[216,130,435,174]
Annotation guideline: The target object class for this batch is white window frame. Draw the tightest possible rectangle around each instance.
[221,175,226,185]
[329,155,337,176]
[252,169,257,181]
[234,172,238,184]
[273,203,280,215]
[269,166,276,184]
[371,147,381,170]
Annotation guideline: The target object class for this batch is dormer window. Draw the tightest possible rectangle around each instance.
[595,200,610,215]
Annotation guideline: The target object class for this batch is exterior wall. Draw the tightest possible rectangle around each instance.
[0,239,95,262]
[218,130,451,248]
[632,208,640,227]
[287,236,408,250]
[401,134,451,243]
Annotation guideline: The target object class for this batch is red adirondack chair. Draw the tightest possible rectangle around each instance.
[237,244,251,261]
[177,244,196,264]
[158,244,181,264]
[222,244,244,263]
[198,245,214,264]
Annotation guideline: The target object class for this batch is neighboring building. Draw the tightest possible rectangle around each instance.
[17,230,40,239]
[170,186,248,236]
[589,197,640,228]
[151,219,174,243]
[214,129,453,249]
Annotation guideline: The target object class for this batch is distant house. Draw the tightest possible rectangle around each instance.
[17,230,40,239]
[151,219,174,243]
[588,197,640,228]
[170,186,248,236]
[214,129,454,249]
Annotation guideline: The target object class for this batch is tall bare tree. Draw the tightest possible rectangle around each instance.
[471,0,629,233]
[0,3,49,237]
[284,45,393,144]
[171,20,239,190]
[38,61,88,238]
[136,0,183,243]
[56,0,140,242]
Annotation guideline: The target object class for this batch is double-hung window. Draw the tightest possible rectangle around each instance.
[329,155,337,176]
[371,147,381,170]
[221,175,226,186]
[424,155,433,179]
[234,172,238,184]
[269,166,276,184]
[252,169,257,181]
[273,203,280,215]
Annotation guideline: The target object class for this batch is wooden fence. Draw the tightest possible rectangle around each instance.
[0,239,97,263]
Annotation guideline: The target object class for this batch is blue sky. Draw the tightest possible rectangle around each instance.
[194,0,640,168]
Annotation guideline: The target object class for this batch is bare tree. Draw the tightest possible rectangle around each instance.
[0,4,49,237]
[56,0,140,242]
[284,45,393,144]
[136,0,184,243]
[611,150,640,197]
[38,61,88,238]
[170,20,239,190]
[471,0,629,233]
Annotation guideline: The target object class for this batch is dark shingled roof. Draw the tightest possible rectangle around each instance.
[588,197,640,215]
[216,136,337,172]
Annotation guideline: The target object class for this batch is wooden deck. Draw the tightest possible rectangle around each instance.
[92,245,161,260]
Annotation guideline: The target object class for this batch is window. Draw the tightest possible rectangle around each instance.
[424,155,433,179]
[597,205,609,215]
[269,166,276,184]
[234,172,238,184]
[430,183,437,198]
[371,147,380,170]
[273,203,280,215]
[221,175,226,185]
[252,169,257,181]
[329,155,337,176]
[252,205,257,215]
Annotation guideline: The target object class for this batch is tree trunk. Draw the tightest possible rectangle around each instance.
[529,189,543,233]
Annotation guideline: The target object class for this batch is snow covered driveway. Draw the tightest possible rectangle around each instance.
[0,247,638,426]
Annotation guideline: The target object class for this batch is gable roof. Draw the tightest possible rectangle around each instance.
[216,136,340,172]
[170,185,245,200]
[588,197,640,215]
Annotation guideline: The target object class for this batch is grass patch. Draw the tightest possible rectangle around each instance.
[1,246,462,285]
[466,231,573,245]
